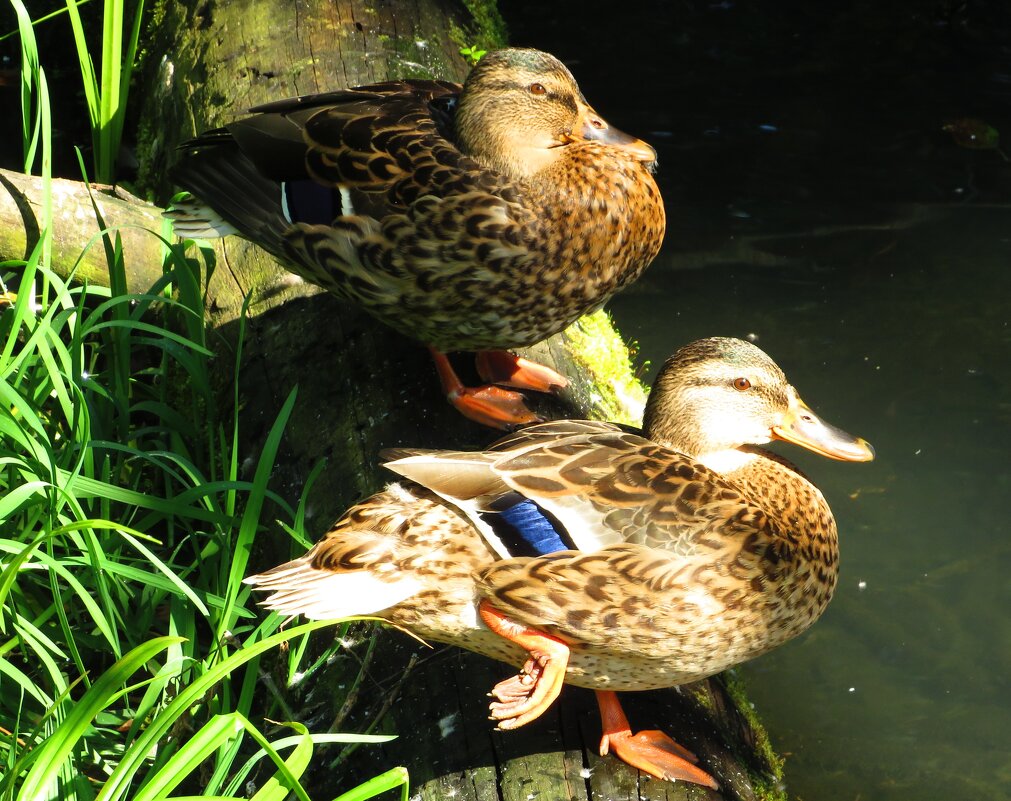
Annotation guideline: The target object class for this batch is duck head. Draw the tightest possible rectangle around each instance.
[455,48,656,179]
[642,337,875,469]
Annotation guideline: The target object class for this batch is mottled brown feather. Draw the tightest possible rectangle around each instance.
[245,338,872,691]
[171,49,665,352]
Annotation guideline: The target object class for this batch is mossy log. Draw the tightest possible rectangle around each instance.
[1,1,786,798]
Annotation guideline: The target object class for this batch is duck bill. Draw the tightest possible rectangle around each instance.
[771,389,875,462]
[567,105,657,162]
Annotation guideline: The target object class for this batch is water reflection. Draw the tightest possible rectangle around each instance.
[607,204,1011,800]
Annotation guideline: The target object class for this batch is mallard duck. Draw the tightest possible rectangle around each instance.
[245,337,874,788]
[168,48,665,428]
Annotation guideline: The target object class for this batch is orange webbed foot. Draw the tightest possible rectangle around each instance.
[429,349,542,429]
[596,690,719,789]
[479,600,570,729]
[449,384,543,430]
[475,350,569,394]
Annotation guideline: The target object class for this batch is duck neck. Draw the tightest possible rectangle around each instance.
[696,446,763,476]
[706,446,831,526]
[714,445,840,639]
[455,99,561,180]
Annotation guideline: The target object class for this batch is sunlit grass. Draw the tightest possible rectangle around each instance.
[0,232,401,800]
[8,0,143,184]
[62,0,145,184]
[9,0,52,268]
[1,3,408,799]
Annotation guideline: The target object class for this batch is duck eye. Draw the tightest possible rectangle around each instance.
[732,377,751,391]
[589,117,605,129]
[528,82,547,96]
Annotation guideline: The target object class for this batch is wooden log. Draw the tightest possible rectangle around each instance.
[326,629,786,801]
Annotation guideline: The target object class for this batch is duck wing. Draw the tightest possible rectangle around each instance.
[170,79,498,252]
[172,79,540,347]
[382,421,771,558]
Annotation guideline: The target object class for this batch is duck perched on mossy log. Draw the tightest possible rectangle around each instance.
[167,48,665,428]
[245,337,874,788]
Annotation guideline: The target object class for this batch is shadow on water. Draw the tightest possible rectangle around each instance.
[500,1,1011,798]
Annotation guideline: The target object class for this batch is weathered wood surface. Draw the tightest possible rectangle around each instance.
[319,627,784,801]
[0,172,168,287]
[3,1,787,798]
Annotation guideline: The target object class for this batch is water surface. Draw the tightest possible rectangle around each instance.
[500,1,1011,797]
[608,203,1011,801]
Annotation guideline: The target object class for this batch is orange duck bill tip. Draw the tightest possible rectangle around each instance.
[772,394,875,462]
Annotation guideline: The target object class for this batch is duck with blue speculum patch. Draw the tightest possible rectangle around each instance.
[245,337,875,788]
[167,48,665,429]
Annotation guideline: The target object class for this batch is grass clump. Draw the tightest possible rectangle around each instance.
[0,232,404,800]
[0,3,408,799]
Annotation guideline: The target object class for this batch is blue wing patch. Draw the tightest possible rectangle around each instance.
[484,499,573,556]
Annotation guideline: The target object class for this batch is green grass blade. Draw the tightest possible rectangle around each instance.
[17,636,185,801]
[98,0,124,183]
[0,373,52,441]
[64,0,101,136]
[0,532,47,628]
[216,386,299,641]
[0,481,50,520]
[333,767,411,801]
[122,643,186,751]
[110,0,145,185]
[12,614,71,698]
[0,654,54,707]
[9,0,40,172]
[0,260,79,378]
[56,471,224,523]
[130,713,246,801]
[30,561,116,664]
[96,621,333,801]
[246,721,313,801]
[3,674,88,790]
[0,530,129,655]
[0,2,91,43]
[117,529,210,617]
[224,731,395,798]
[39,74,53,268]
[224,292,255,518]
[86,318,214,355]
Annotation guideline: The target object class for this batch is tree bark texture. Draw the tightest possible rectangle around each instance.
[3,1,788,798]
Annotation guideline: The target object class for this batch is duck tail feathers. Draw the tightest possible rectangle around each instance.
[244,534,423,621]
[168,137,292,258]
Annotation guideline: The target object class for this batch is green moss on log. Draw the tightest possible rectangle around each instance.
[565,310,648,426]
[450,0,508,55]
[723,672,787,801]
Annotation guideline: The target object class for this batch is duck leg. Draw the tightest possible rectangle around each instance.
[478,600,570,728]
[430,348,542,429]
[474,350,569,394]
[596,690,719,789]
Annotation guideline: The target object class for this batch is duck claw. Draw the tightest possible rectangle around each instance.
[430,348,544,429]
[448,384,543,430]
[479,601,570,728]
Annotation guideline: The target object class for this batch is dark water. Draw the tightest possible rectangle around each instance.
[502,1,1011,798]
[610,204,1011,801]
